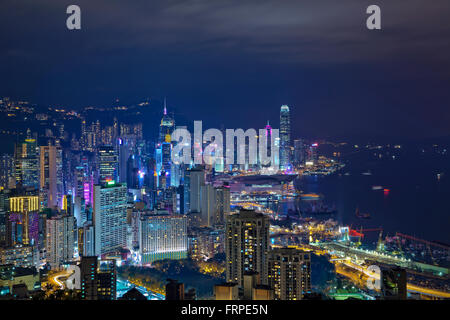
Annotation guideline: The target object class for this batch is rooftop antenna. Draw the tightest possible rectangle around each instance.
[163,97,167,115]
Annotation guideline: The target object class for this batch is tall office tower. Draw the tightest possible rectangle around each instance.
[175,185,185,214]
[113,117,119,140]
[259,121,272,168]
[80,256,117,300]
[79,222,95,256]
[279,105,291,170]
[0,210,7,247]
[81,119,87,149]
[0,154,14,189]
[117,138,133,184]
[171,161,183,188]
[0,189,10,247]
[159,99,175,144]
[381,266,407,300]
[165,279,185,300]
[187,166,205,213]
[293,139,305,167]
[225,209,270,287]
[39,143,63,208]
[8,189,40,246]
[307,143,318,164]
[214,185,230,227]
[73,166,85,200]
[200,184,215,227]
[98,145,118,185]
[139,213,187,264]
[133,123,143,140]
[45,214,74,270]
[94,120,101,148]
[183,168,191,214]
[268,248,311,300]
[158,136,172,185]
[93,182,127,256]
[14,135,39,189]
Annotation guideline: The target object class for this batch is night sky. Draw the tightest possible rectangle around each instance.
[1,0,450,140]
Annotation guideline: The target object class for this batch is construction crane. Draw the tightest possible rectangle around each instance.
[376,229,384,252]
[426,244,438,266]
[395,232,449,265]
[396,236,404,258]
[395,232,450,251]
[350,227,383,247]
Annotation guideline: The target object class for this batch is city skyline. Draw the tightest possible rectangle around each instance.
[1,1,450,139]
[0,0,449,304]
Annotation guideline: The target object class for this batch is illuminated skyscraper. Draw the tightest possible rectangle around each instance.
[73,166,86,201]
[159,99,175,144]
[0,154,14,189]
[14,134,39,189]
[307,143,318,164]
[214,185,230,227]
[268,247,311,300]
[8,189,40,247]
[93,182,127,256]
[225,209,270,287]
[200,184,216,227]
[186,166,205,214]
[139,213,187,264]
[98,145,118,185]
[39,143,63,208]
[46,214,74,270]
[280,105,291,170]
[293,139,306,166]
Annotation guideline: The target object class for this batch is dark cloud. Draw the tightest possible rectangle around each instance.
[0,0,449,139]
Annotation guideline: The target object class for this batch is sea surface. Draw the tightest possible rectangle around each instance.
[292,147,450,244]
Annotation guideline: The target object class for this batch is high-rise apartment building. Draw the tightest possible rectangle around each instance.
[39,143,63,208]
[159,101,175,144]
[46,214,74,270]
[93,182,127,256]
[225,209,270,287]
[268,247,311,300]
[214,185,230,227]
[293,139,305,167]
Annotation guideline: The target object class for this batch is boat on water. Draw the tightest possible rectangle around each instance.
[355,207,371,219]
[300,193,322,201]
[372,185,383,190]
[362,170,372,176]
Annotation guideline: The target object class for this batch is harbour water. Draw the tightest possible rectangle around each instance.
[292,147,450,244]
